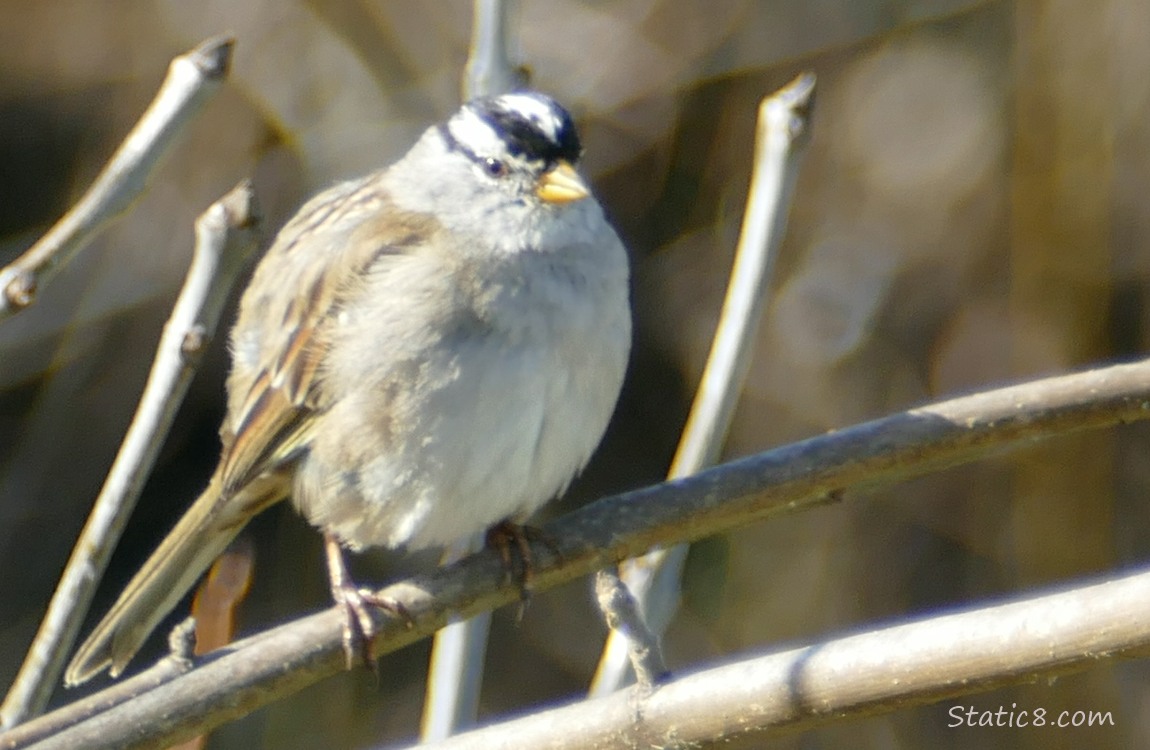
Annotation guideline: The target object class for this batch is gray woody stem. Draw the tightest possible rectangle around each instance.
[0,182,260,729]
[593,567,667,692]
[5,355,1150,749]
[413,564,1150,749]
[590,72,816,696]
[0,36,233,322]
[462,0,525,103]
[422,0,524,741]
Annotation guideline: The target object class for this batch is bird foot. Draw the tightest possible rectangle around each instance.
[484,521,561,599]
[325,534,409,672]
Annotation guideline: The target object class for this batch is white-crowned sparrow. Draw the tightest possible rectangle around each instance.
[65,91,631,685]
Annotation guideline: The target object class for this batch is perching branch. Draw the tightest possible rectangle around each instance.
[0,35,233,322]
[0,182,260,729]
[413,563,1150,749]
[591,71,816,696]
[5,355,1150,749]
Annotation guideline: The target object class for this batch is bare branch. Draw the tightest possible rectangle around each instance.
[0,659,194,750]
[671,73,815,472]
[594,568,667,691]
[4,356,1150,749]
[0,35,233,322]
[422,3,527,738]
[591,71,817,697]
[421,535,491,741]
[0,182,260,729]
[413,564,1150,749]
[463,0,525,101]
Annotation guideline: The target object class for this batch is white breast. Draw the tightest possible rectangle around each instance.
[293,226,630,552]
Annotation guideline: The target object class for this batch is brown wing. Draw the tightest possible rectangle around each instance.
[65,174,440,685]
[219,173,436,494]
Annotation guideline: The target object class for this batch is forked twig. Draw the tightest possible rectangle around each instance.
[590,72,817,697]
[593,567,667,692]
[0,36,233,322]
[0,182,260,728]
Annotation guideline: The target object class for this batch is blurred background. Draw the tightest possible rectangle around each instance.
[3,0,1150,747]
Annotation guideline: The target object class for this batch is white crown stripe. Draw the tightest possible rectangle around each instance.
[497,93,565,141]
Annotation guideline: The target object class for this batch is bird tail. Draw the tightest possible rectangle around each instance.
[65,476,281,686]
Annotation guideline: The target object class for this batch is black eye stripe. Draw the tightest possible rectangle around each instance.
[438,123,524,177]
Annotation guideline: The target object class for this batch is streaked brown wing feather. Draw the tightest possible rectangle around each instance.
[66,172,441,685]
[219,175,437,494]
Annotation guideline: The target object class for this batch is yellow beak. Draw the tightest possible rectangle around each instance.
[536,160,590,204]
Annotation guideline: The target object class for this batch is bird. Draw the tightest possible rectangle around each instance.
[65,90,632,685]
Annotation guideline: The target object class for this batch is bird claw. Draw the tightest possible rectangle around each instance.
[485,521,562,599]
[331,585,409,672]
[325,534,410,673]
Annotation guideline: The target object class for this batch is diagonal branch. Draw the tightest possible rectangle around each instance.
[0,35,233,322]
[591,70,816,697]
[5,356,1150,749]
[0,182,260,729]
[413,563,1150,749]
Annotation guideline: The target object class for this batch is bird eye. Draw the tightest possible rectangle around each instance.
[482,157,508,178]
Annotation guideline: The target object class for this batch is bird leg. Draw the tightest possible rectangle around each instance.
[324,533,407,671]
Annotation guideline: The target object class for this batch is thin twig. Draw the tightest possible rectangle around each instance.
[0,657,193,750]
[462,0,524,101]
[421,1,523,740]
[411,563,1150,749]
[0,36,233,322]
[590,72,817,697]
[593,567,667,692]
[420,535,492,741]
[0,182,260,729]
[4,356,1150,749]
